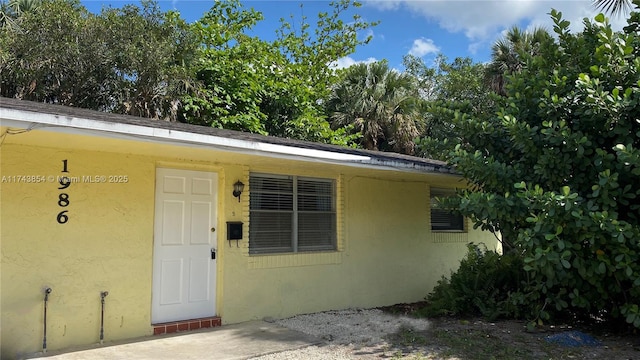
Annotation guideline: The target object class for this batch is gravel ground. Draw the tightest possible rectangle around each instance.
[251,309,432,359]
[250,307,640,360]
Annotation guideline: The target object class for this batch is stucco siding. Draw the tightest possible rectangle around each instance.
[1,143,156,357]
[1,128,499,358]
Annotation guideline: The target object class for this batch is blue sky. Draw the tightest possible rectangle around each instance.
[82,1,628,70]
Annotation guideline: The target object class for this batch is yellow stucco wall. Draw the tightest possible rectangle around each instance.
[0,126,498,358]
[1,143,157,358]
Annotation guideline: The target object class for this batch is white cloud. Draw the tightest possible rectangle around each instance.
[367,0,541,40]
[467,41,484,55]
[366,0,627,52]
[364,29,376,40]
[365,0,403,11]
[330,56,379,69]
[409,37,440,57]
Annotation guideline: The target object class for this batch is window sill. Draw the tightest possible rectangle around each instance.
[431,231,469,243]
[247,251,342,269]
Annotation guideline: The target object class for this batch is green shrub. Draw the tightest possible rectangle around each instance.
[418,4,640,329]
[418,243,528,320]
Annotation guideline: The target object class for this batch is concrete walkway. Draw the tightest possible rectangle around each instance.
[29,321,321,360]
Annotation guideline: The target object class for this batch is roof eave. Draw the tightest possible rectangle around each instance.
[1,106,455,175]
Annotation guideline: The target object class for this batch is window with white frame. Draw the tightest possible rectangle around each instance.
[249,173,336,254]
[430,188,464,231]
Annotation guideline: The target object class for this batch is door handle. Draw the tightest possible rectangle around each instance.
[211,248,216,260]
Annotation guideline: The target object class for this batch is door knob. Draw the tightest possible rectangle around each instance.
[211,227,216,232]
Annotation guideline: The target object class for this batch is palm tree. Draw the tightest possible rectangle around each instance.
[485,26,551,96]
[11,0,40,13]
[593,0,633,16]
[326,61,421,154]
[1,0,41,28]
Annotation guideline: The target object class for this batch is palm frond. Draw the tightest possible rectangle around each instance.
[325,60,421,152]
[593,0,633,16]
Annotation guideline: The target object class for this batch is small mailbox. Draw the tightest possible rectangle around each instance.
[227,222,243,240]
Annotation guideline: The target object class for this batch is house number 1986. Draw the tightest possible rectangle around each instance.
[57,160,70,224]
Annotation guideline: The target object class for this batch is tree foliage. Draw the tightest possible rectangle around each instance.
[0,0,196,119]
[420,5,640,327]
[485,26,552,96]
[264,0,374,143]
[180,0,269,131]
[326,60,421,153]
[0,0,374,145]
[406,55,499,159]
[180,0,372,144]
[325,55,496,156]
[594,0,633,16]
[420,243,526,320]
[98,2,197,119]
[0,0,41,29]
[275,0,375,100]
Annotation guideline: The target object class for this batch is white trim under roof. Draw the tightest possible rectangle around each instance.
[0,106,448,174]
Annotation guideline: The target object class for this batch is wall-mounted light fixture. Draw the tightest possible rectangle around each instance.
[232,180,244,202]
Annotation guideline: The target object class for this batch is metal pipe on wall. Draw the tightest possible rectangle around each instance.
[100,291,109,344]
[42,287,52,353]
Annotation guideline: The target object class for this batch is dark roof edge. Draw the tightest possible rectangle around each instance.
[0,97,456,174]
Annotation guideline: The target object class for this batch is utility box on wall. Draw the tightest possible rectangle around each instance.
[227,222,243,240]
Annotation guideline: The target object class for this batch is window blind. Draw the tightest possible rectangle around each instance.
[249,174,336,254]
[430,188,464,231]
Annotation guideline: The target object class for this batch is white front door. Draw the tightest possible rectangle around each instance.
[152,168,218,324]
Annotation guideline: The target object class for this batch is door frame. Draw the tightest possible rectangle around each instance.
[151,166,221,324]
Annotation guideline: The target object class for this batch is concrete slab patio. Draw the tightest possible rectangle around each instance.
[27,321,321,360]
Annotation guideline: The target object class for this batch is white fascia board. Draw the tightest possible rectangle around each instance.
[1,108,368,161]
[0,108,444,174]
